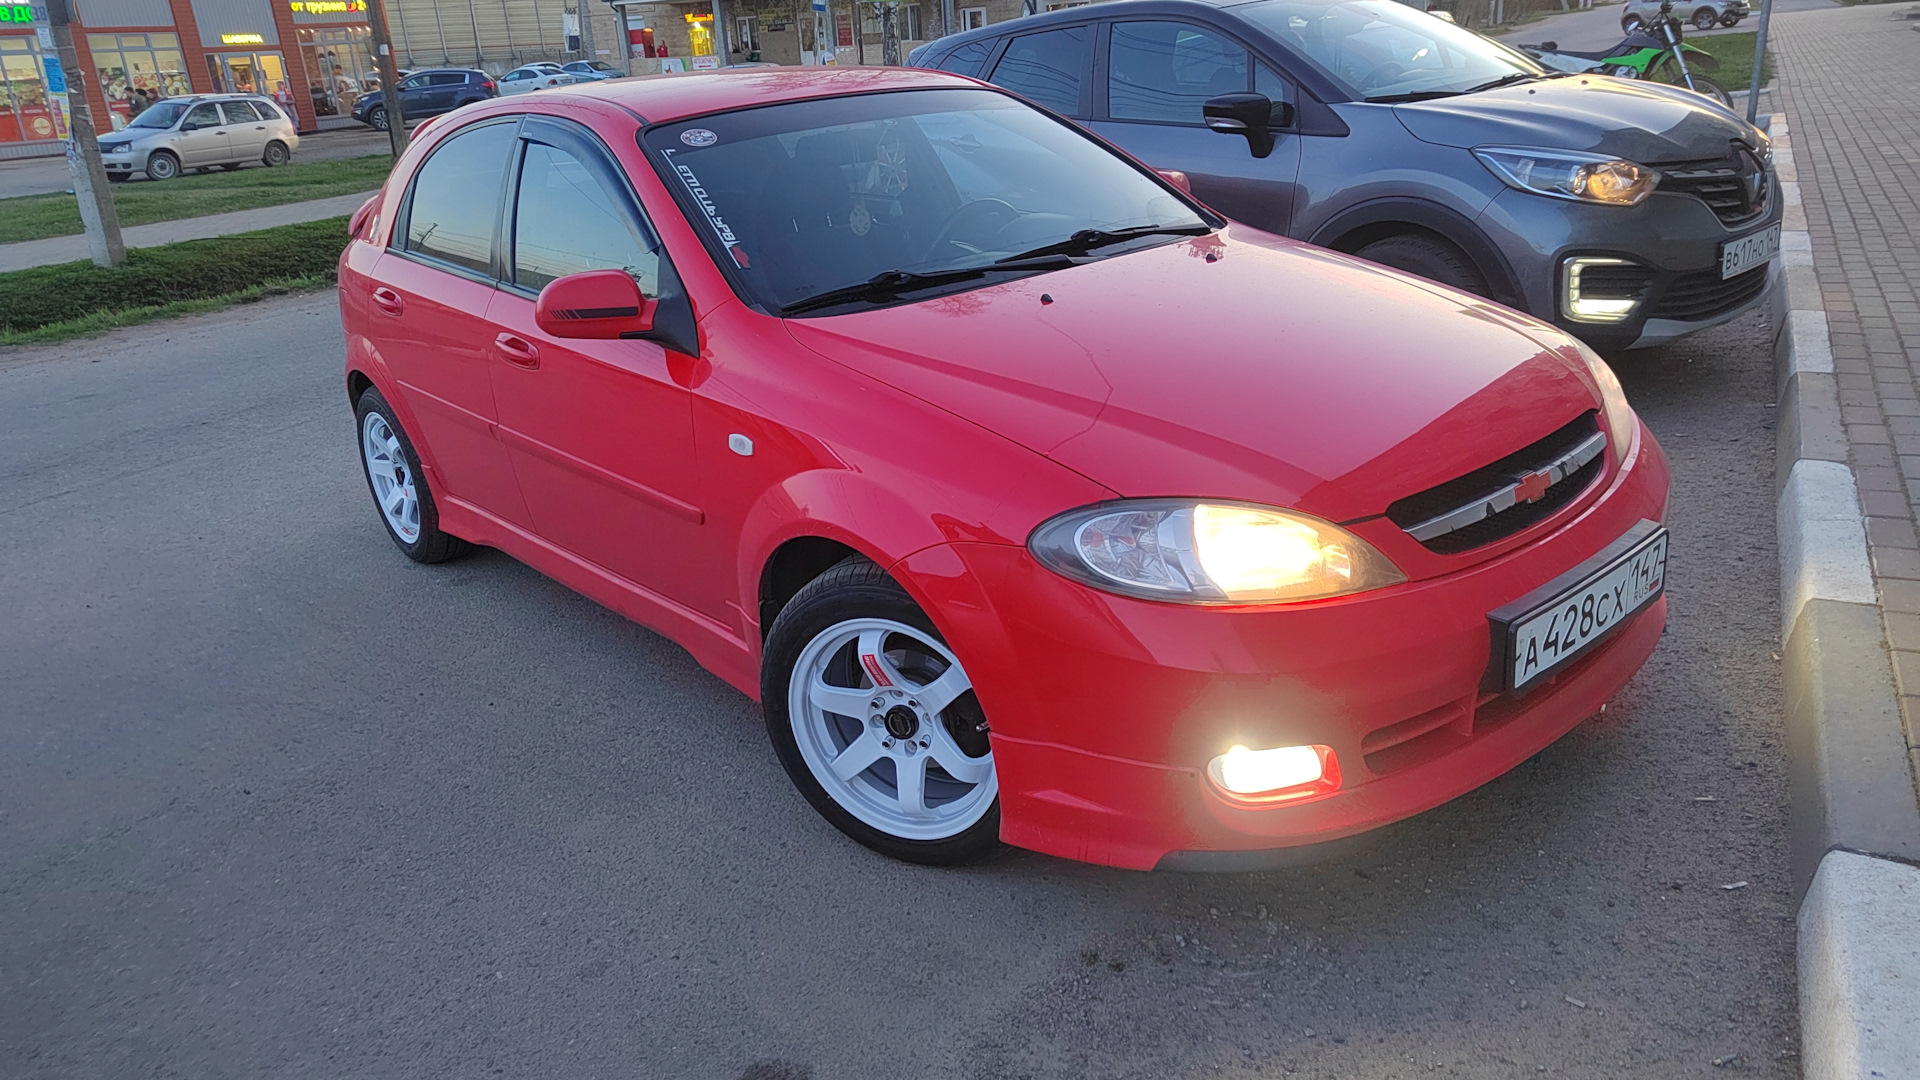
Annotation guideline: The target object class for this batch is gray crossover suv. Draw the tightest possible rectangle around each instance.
[910,0,1782,350]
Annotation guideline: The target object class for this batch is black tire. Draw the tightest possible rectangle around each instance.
[218,162,241,171]
[1622,14,1644,32]
[762,556,1003,866]
[262,141,290,166]
[368,106,388,131]
[106,172,129,183]
[353,386,473,564]
[144,150,179,181]
[1658,66,1734,109]
[1691,7,1719,30]
[1354,233,1490,298]
[1720,13,1743,26]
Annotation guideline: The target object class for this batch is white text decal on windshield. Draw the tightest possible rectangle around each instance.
[662,147,739,253]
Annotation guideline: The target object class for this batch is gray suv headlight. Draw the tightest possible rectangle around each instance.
[1475,147,1659,206]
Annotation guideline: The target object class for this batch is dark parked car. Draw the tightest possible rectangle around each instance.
[351,68,497,131]
[911,0,1783,350]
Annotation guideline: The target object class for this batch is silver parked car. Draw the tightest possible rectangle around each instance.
[1622,0,1749,32]
[96,94,299,181]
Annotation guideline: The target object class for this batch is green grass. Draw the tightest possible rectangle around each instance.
[0,155,389,244]
[1683,30,1772,92]
[0,216,347,345]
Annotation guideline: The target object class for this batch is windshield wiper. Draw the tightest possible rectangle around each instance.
[1464,72,1546,93]
[1367,72,1545,104]
[778,255,1084,316]
[997,222,1213,263]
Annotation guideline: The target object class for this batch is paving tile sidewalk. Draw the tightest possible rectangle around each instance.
[0,190,376,273]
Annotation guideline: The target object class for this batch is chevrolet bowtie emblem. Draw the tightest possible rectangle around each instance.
[1515,470,1553,504]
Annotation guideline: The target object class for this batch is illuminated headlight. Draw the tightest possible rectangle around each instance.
[1562,256,1647,324]
[1207,744,1342,803]
[1475,147,1659,205]
[1575,346,1638,465]
[101,142,130,153]
[1029,500,1405,604]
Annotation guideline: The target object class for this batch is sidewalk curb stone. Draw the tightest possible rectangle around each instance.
[1768,116,1920,1080]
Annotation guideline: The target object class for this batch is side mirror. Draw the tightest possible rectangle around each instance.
[1203,94,1289,159]
[180,122,198,131]
[1155,168,1193,194]
[1540,39,1558,50]
[534,269,656,340]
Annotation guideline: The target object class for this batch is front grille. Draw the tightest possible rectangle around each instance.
[1650,264,1770,321]
[1658,148,1769,224]
[1386,412,1605,555]
[1574,262,1653,303]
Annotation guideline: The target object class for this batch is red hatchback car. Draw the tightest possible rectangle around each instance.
[339,68,1670,870]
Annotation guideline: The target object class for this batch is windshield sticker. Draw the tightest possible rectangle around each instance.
[680,128,717,147]
[661,148,748,267]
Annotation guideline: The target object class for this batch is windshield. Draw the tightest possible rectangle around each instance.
[642,88,1206,314]
[1235,0,1542,100]
[128,102,189,130]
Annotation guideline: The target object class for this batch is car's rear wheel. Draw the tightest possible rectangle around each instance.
[1719,12,1743,26]
[354,386,472,563]
[368,106,388,131]
[1355,233,1489,298]
[1691,7,1719,29]
[144,150,179,181]
[262,141,290,166]
[763,557,1001,865]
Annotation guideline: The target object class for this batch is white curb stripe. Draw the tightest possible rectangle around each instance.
[1790,309,1835,376]
[1783,230,1815,268]
[1780,459,1879,640]
[1799,851,1920,1080]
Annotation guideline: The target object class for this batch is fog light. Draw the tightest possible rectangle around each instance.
[1207,744,1341,804]
[1562,257,1647,324]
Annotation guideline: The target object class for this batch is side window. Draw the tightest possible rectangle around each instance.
[987,25,1090,116]
[183,102,222,128]
[400,74,430,91]
[1108,21,1248,124]
[1254,64,1297,126]
[253,100,284,120]
[511,135,661,295]
[937,40,992,78]
[402,121,518,274]
[431,72,467,87]
[220,100,261,124]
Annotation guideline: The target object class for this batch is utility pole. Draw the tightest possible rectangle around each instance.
[45,0,123,268]
[579,0,596,63]
[880,0,897,65]
[365,0,409,159]
[1744,0,1772,127]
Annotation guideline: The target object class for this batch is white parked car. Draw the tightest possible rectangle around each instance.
[561,60,621,80]
[497,65,586,95]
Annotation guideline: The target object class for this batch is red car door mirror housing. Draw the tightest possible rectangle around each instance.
[533,270,655,339]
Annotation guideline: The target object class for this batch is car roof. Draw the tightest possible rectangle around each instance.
[536,67,985,124]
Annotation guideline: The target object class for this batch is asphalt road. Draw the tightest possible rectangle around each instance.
[1500,0,1839,52]
[0,292,1795,1078]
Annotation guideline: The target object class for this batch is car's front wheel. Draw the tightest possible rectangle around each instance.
[1355,233,1489,298]
[367,106,388,131]
[354,386,471,563]
[1691,7,1719,29]
[144,150,179,181]
[763,557,1001,865]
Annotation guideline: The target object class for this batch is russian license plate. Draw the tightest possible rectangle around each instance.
[1720,224,1781,280]
[1494,524,1668,691]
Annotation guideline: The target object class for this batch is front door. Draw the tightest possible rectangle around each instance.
[1088,21,1303,236]
[174,101,230,166]
[367,117,532,527]
[483,116,708,612]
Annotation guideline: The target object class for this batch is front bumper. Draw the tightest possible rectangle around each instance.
[894,422,1671,870]
[1478,179,1785,350]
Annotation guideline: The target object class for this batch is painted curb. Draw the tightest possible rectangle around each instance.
[1769,117,1920,1080]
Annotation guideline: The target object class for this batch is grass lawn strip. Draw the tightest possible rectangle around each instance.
[1682,31,1771,93]
[0,155,389,244]
[0,216,347,346]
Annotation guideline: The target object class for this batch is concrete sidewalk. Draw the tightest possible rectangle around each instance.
[1767,4,1920,1078]
[0,190,375,273]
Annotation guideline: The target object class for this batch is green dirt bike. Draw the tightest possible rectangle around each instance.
[1520,0,1733,110]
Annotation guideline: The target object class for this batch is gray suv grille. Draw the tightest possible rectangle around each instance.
[1659,147,1769,225]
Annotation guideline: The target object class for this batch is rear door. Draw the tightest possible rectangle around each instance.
[482,115,708,611]
[427,72,467,111]
[175,101,230,167]
[219,99,267,162]
[367,117,533,526]
[1088,20,1303,235]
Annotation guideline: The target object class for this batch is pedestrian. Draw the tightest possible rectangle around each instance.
[127,86,148,118]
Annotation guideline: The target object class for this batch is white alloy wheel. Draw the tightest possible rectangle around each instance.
[787,617,997,841]
[361,411,421,543]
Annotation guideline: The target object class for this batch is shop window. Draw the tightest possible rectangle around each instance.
[90,33,190,129]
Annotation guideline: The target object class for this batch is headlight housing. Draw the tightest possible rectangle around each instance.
[1029,500,1406,604]
[1474,147,1659,206]
[1577,346,1638,463]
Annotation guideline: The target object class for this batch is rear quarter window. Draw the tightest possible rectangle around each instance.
[936,40,993,78]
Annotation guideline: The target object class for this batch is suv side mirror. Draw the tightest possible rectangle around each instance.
[1203,94,1291,159]
[534,269,655,340]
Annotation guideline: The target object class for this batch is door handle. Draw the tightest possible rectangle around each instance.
[495,333,540,369]
[371,287,404,316]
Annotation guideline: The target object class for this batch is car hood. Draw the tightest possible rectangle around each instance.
[783,228,1604,524]
[1394,77,1756,162]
